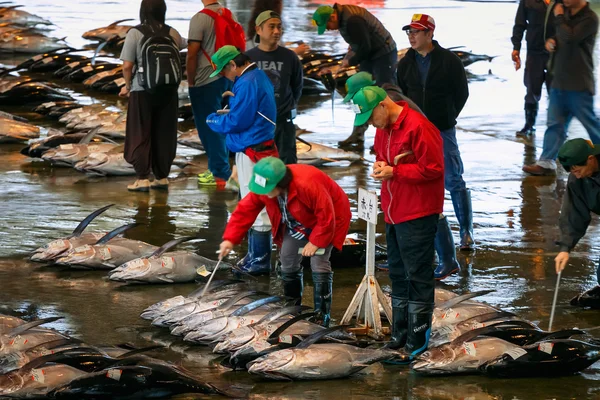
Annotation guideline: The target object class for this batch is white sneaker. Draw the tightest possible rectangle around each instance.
[225,176,239,192]
[151,178,169,190]
[127,179,150,192]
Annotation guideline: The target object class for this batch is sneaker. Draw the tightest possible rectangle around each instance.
[127,179,150,192]
[151,178,169,190]
[225,176,239,192]
[198,170,220,186]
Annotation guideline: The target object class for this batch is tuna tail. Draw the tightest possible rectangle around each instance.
[230,296,286,317]
[295,136,313,151]
[78,127,101,145]
[150,236,202,258]
[107,18,134,27]
[541,328,587,340]
[256,305,311,325]
[7,316,63,337]
[94,222,141,244]
[451,321,539,345]
[216,290,263,310]
[186,279,244,298]
[116,345,164,358]
[296,325,352,349]
[266,312,317,344]
[68,204,114,238]
[437,289,495,310]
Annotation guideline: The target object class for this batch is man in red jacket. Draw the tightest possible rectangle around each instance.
[218,157,351,327]
[350,86,444,361]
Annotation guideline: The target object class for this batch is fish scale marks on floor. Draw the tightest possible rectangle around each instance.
[2,0,600,399]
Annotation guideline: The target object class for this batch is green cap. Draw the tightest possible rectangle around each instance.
[249,157,287,195]
[349,86,387,126]
[558,138,600,170]
[255,10,281,27]
[343,72,376,103]
[209,45,240,78]
[312,5,334,35]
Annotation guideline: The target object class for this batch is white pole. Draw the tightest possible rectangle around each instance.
[548,271,562,331]
[201,257,223,298]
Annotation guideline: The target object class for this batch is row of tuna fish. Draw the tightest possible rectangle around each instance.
[140,279,395,381]
[141,283,600,381]
[30,204,226,284]
[0,313,244,398]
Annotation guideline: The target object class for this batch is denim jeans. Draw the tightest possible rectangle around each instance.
[440,127,467,192]
[189,77,232,181]
[386,214,438,312]
[538,88,600,170]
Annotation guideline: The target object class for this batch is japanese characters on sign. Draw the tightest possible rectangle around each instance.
[358,188,378,225]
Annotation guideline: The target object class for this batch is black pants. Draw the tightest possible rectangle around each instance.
[124,88,178,180]
[275,118,297,165]
[386,214,438,313]
[360,48,398,86]
[524,52,551,104]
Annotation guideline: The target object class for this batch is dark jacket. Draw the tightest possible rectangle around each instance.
[396,41,469,131]
[550,3,598,94]
[334,3,396,66]
[558,170,600,252]
[511,0,555,54]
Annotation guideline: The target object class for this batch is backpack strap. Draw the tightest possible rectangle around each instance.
[199,8,221,64]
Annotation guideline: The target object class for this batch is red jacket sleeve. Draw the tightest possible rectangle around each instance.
[392,124,444,184]
[374,128,385,163]
[304,185,336,249]
[222,193,268,245]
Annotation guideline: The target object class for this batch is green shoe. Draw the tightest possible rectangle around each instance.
[197,170,216,186]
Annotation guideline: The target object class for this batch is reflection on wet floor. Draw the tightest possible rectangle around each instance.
[2,0,600,398]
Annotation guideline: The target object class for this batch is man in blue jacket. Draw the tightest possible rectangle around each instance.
[207,45,278,275]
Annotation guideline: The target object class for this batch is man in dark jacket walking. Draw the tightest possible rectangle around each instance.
[312,3,397,148]
[511,0,554,137]
[396,14,473,280]
[523,0,600,176]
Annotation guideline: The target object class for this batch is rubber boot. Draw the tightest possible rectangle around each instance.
[281,270,303,306]
[387,304,433,364]
[338,123,367,148]
[516,103,538,137]
[384,296,408,349]
[311,272,333,327]
[434,215,460,280]
[236,229,272,275]
[450,189,475,251]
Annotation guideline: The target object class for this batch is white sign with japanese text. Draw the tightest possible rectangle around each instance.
[358,188,378,225]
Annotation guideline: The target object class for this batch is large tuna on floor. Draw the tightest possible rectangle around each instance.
[0,116,39,143]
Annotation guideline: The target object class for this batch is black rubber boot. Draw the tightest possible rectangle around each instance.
[391,309,433,364]
[281,270,303,306]
[384,296,408,349]
[338,123,367,148]
[312,272,333,327]
[236,229,272,275]
[516,103,538,137]
[434,215,460,280]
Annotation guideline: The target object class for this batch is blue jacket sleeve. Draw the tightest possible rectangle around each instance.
[206,78,258,135]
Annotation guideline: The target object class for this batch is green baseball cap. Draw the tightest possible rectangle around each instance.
[312,5,334,35]
[249,157,287,195]
[255,10,281,27]
[349,86,387,126]
[343,72,376,103]
[558,138,600,170]
[209,45,240,78]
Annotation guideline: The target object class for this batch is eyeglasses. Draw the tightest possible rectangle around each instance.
[405,29,428,37]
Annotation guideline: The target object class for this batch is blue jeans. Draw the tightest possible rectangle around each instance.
[440,127,467,192]
[189,78,232,181]
[538,88,600,169]
[386,214,438,311]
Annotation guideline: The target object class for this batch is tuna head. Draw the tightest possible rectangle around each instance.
[247,349,296,380]
[55,244,96,266]
[31,239,72,262]
[109,258,152,282]
[411,345,458,374]
[0,371,24,395]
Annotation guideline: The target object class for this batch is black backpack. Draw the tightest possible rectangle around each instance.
[134,24,182,92]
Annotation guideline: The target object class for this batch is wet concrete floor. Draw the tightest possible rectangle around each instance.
[2,0,600,398]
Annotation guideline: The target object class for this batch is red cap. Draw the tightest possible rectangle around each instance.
[402,14,435,31]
